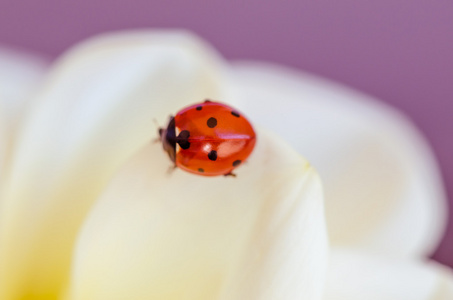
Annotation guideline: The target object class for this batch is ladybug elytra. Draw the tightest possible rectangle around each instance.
[158,100,256,177]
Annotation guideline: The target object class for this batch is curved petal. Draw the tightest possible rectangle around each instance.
[68,130,328,300]
[0,31,230,299]
[232,62,447,258]
[0,106,7,195]
[0,47,47,199]
[324,249,453,300]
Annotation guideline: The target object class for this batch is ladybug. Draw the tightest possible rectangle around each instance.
[158,100,256,177]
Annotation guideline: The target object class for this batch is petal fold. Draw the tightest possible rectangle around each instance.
[232,62,447,258]
[0,105,7,195]
[324,249,453,300]
[0,47,47,200]
[68,130,328,300]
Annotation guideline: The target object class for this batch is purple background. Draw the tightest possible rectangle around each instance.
[0,1,452,266]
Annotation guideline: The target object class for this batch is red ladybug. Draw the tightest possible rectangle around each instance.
[159,100,256,176]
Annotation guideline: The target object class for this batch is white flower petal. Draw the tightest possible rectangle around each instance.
[0,46,48,127]
[232,62,447,258]
[324,249,453,300]
[0,31,229,299]
[0,47,47,200]
[68,130,328,300]
[0,106,7,194]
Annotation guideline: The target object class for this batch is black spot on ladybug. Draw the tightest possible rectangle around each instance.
[208,150,217,161]
[178,140,190,150]
[207,117,217,128]
[232,160,242,167]
[178,130,190,139]
[204,99,212,103]
[231,111,240,118]
[196,106,202,111]
[177,130,191,149]
[198,168,204,173]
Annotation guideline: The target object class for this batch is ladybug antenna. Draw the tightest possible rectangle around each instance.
[153,118,163,142]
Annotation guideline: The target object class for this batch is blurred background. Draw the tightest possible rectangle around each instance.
[0,1,451,266]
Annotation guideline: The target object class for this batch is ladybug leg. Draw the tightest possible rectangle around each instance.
[151,118,164,143]
[152,136,161,144]
[167,164,177,175]
[224,171,237,178]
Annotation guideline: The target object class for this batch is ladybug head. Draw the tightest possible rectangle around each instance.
[159,116,176,163]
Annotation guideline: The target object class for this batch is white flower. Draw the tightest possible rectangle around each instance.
[0,30,451,300]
